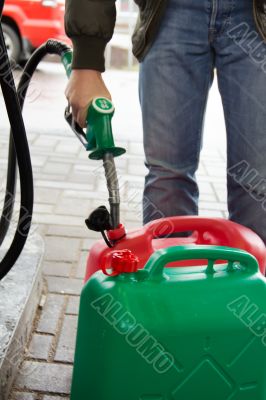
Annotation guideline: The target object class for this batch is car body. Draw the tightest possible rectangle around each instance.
[1,0,70,63]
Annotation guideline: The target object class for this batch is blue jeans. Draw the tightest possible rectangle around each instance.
[139,0,266,243]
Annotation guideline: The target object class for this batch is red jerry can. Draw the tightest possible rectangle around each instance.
[84,216,266,281]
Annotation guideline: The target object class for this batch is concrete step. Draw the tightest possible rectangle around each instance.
[0,232,44,400]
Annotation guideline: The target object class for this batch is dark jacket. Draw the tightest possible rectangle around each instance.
[64,0,266,72]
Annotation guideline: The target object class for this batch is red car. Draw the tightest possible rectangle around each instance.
[2,0,70,63]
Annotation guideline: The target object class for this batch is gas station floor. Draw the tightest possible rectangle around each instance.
[0,64,227,399]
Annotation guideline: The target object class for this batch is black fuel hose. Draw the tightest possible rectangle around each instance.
[0,27,34,279]
[0,35,71,280]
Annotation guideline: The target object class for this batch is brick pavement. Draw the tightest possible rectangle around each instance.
[1,109,227,398]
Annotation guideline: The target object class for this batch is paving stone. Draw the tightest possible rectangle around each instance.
[116,140,128,149]
[125,211,142,223]
[215,191,227,203]
[200,193,217,202]
[129,142,145,155]
[30,155,48,167]
[27,133,38,143]
[73,164,96,173]
[15,362,72,394]
[34,188,60,204]
[66,296,80,315]
[37,294,65,335]
[12,392,36,400]
[31,146,60,159]
[200,209,224,218]
[68,172,96,185]
[44,237,80,262]
[42,261,72,277]
[33,173,73,182]
[55,141,80,155]
[119,173,144,184]
[28,334,52,360]
[81,237,99,251]
[202,156,225,164]
[54,315,78,363]
[49,156,85,165]
[212,183,227,202]
[54,198,90,217]
[75,251,88,279]
[197,181,215,194]
[46,277,82,296]
[46,225,89,238]
[34,136,59,148]
[120,198,142,213]
[222,210,228,218]
[128,161,146,176]
[199,201,227,211]
[33,213,82,228]
[112,157,128,169]
[35,179,91,191]
[33,204,54,214]
[62,189,98,200]
[43,162,72,175]
[199,174,225,183]
[126,220,143,229]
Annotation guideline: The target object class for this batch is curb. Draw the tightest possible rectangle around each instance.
[0,231,44,400]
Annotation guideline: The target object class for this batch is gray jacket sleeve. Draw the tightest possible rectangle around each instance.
[65,0,116,71]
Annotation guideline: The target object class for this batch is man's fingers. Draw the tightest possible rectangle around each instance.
[71,105,78,124]
[77,108,88,128]
[64,69,112,128]
[69,101,89,128]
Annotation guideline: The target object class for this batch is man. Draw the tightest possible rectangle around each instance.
[65,0,266,243]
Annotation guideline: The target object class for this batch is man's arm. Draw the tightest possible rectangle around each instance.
[65,0,116,71]
[64,0,116,127]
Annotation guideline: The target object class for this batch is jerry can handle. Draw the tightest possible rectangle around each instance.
[144,245,259,280]
[145,215,255,244]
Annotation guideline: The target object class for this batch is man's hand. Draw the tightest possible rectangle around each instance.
[65,70,112,128]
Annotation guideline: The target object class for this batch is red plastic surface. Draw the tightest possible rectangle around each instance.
[85,216,266,282]
[102,249,139,276]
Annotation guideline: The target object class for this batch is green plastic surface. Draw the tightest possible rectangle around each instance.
[86,97,126,160]
[71,245,266,399]
[62,51,126,160]
[61,51,72,79]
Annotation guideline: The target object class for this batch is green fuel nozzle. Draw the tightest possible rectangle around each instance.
[62,51,126,161]
[86,98,126,160]
[62,51,125,231]
[61,50,72,79]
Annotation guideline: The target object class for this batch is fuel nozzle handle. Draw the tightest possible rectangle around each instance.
[86,98,124,229]
[62,51,125,229]
[86,98,126,161]
[62,51,126,161]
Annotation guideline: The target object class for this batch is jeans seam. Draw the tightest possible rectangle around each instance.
[210,0,218,32]
[217,0,236,37]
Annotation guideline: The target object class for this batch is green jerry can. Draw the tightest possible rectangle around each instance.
[70,245,266,400]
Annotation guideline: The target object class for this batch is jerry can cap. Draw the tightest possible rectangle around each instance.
[102,249,139,276]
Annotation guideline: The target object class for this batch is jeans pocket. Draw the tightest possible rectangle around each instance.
[132,0,166,60]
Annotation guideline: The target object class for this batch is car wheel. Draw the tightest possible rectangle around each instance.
[2,23,21,65]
